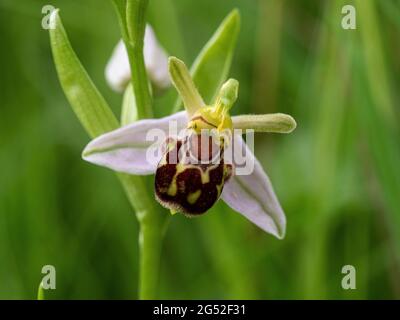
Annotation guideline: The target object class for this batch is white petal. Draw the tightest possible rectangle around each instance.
[105,40,131,92]
[221,135,286,239]
[144,26,170,90]
[105,25,170,92]
[82,111,188,175]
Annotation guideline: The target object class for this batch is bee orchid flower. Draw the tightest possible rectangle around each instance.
[83,57,296,239]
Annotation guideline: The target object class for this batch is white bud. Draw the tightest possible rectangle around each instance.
[105,40,131,92]
[105,25,170,93]
[143,26,170,91]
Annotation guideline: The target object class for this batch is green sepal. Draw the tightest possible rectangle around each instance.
[173,9,240,112]
[121,83,138,126]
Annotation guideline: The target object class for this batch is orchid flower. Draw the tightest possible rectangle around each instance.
[106,24,170,92]
[83,57,296,239]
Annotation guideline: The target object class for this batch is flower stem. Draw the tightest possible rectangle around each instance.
[138,222,165,299]
[112,0,166,299]
[117,173,167,299]
[125,40,164,300]
[112,0,153,119]
[126,47,153,119]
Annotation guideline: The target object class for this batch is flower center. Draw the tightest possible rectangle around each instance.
[187,78,238,134]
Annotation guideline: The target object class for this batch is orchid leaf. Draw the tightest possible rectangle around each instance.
[49,10,119,138]
[37,283,44,300]
[147,0,186,60]
[173,9,240,112]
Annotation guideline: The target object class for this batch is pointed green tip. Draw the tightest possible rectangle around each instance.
[168,56,189,82]
[212,8,241,47]
[215,78,239,110]
[168,56,177,64]
[228,8,240,21]
[170,209,178,216]
[37,282,45,300]
[168,56,185,72]
[226,8,241,29]
[222,78,239,99]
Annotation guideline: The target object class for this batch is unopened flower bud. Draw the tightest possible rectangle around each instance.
[106,25,170,93]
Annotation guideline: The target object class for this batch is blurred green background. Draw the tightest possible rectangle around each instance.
[1,0,399,299]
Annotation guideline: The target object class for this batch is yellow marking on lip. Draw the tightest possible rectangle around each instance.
[187,190,201,204]
[167,163,186,196]
[167,180,177,196]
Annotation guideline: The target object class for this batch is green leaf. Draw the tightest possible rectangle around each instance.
[147,0,186,60]
[37,283,44,300]
[49,10,119,138]
[173,9,240,112]
[356,0,395,124]
[121,83,138,125]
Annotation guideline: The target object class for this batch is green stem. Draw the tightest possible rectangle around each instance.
[138,222,165,299]
[112,0,165,299]
[126,47,153,118]
[112,0,153,119]
[113,0,168,299]
[126,0,151,119]
[117,173,167,299]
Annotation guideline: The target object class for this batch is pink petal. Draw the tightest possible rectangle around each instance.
[82,111,188,174]
[222,135,286,238]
